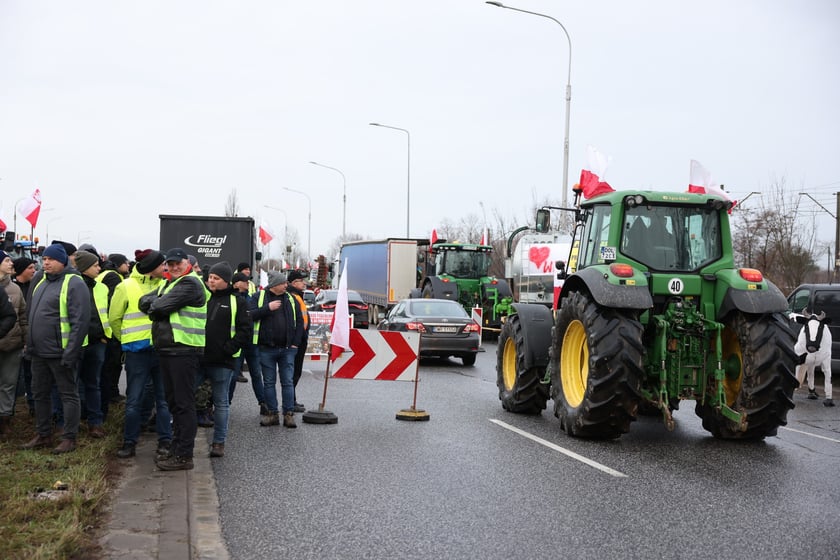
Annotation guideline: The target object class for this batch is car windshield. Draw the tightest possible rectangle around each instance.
[408,301,468,318]
[436,249,491,279]
[621,203,722,271]
[322,290,364,304]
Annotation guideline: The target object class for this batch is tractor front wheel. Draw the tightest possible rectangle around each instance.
[496,313,549,414]
[551,291,644,439]
[695,312,798,440]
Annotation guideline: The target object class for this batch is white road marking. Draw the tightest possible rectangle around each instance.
[780,426,840,444]
[489,419,628,478]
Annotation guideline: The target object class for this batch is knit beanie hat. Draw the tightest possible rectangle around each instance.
[0,250,9,263]
[237,262,251,272]
[51,240,77,256]
[108,253,129,268]
[74,250,99,274]
[13,257,34,276]
[78,243,99,256]
[209,261,233,284]
[43,243,69,265]
[135,249,165,274]
[266,271,287,289]
[231,272,249,285]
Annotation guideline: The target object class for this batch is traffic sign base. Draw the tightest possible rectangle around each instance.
[395,407,430,422]
[302,409,338,424]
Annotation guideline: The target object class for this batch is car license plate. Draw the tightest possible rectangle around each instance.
[435,326,458,333]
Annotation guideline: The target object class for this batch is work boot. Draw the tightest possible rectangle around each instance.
[283,412,297,429]
[21,433,53,450]
[116,442,136,459]
[88,425,106,439]
[156,455,194,471]
[259,402,269,416]
[156,440,172,460]
[293,402,306,413]
[236,374,248,383]
[808,388,819,400]
[210,443,225,458]
[52,439,76,454]
[260,412,280,426]
[197,410,214,428]
[825,399,835,407]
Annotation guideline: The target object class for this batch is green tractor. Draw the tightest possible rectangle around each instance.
[415,241,514,335]
[497,189,798,440]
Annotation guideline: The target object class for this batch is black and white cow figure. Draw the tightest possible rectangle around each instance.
[792,309,834,407]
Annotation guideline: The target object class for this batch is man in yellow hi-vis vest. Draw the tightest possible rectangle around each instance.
[140,248,207,471]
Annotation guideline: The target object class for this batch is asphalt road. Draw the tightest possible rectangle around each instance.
[211,342,840,559]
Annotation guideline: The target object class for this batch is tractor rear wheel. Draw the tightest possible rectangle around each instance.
[695,311,798,440]
[551,291,644,439]
[496,313,549,414]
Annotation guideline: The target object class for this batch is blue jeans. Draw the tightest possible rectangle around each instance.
[229,343,264,405]
[259,346,297,414]
[197,366,235,444]
[124,349,172,446]
[78,342,106,427]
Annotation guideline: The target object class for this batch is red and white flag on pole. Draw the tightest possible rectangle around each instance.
[430,228,438,245]
[330,259,351,362]
[578,145,615,199]
[687,160,733,202]
[479,227,488,246]
[258,225,274,245]
[18,188,42,228]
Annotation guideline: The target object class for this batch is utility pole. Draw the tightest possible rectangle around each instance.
[835,191,839,283]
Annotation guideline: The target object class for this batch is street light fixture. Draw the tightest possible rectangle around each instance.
[369,122,411,237]
[309,161,347,238]
[283,187,312,264]
[486,1,573,208]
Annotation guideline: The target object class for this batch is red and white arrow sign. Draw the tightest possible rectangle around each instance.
[332,329,420,381]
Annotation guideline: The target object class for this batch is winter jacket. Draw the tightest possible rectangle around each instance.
[139,269,207,356]
[201,286,251,370]
[0,275,26,351]
[26,267,90,366]
[108,267,162,352]
[249,289,304,349]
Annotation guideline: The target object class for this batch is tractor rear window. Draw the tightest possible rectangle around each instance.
[622,205,722,271]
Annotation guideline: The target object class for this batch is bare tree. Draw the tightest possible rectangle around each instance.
[225,189,240,217]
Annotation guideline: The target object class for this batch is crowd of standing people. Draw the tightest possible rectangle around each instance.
[1,240,310,471]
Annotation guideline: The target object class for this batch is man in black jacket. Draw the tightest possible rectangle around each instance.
[139,248,207,471]
[249,271,304,428]
[197,262,250,458]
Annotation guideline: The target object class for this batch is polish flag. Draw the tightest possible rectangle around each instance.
[18,188,42,228]
[688,160,732,201]
[329,259,351,361]
[258,225,273,245]
[430,228,438,245]
[259,268,268,288]
[578,146,615,199]
[480,228,488,246]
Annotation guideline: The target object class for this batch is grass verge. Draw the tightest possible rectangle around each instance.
[0,397,125,559]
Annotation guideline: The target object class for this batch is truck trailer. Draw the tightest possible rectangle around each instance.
[159,215,257,270]
[337,238,427,325]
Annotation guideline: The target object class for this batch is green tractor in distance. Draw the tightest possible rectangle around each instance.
[415,241,514,336]
[497,188,799,440]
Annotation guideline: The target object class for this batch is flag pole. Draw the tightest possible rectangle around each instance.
[396,353,429,422]
[302,347,339,424]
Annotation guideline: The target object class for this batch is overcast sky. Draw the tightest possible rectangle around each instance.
[1,0,838,263]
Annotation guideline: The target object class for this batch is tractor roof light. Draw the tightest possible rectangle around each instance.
[739,268,763,282]
[610,263,635,278]
[624,195,645,208]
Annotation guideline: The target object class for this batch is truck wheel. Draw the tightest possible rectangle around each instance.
[695,312,797,440]
[551,291,644,439]
[496,313,549,414]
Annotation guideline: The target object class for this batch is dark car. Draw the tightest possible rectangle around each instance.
[787,283,840,371]
[377,298,480,366]
[303,289,316,309]
[311,289,369,329]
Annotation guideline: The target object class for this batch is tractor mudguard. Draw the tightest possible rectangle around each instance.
[509,303,554,370]
[565,267,653,310]
[424,276,458,300]
[716,273,788,319]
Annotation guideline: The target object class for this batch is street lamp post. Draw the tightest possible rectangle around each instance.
[486,1,573,208]
[309,161,346,238]
[283,187,312,264]
[370,123,411,237]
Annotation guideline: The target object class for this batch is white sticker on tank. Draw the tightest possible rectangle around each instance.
[668,278,684,295]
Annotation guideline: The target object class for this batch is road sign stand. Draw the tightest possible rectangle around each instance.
[302,355,339,425]
[395,358,430,422]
